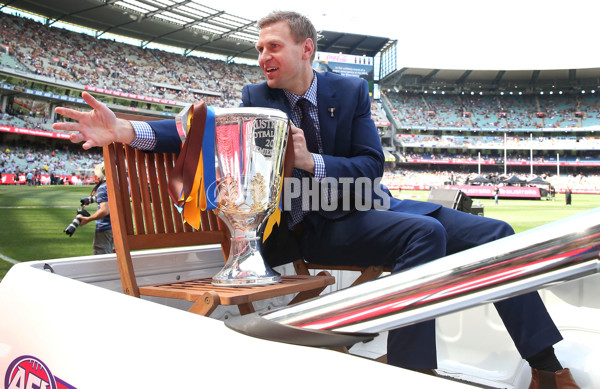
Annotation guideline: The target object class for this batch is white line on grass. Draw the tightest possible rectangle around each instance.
[0,252,20,265]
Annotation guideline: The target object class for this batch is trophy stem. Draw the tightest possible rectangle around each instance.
[212,235,281,286]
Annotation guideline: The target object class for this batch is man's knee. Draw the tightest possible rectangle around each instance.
[495,219,515,239]
[391,218,447,272]
[418,218,447,244]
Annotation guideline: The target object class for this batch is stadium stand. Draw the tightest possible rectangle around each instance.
[381,168,600,195]
[383,90,600,130]
[1,9,599,193]
[1,140,103,185]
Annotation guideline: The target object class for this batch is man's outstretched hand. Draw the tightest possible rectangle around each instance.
[52,92,135,149]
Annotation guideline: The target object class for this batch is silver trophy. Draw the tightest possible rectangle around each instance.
[209,107,290,286]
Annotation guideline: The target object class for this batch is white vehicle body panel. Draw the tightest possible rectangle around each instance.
[0,245,598,388]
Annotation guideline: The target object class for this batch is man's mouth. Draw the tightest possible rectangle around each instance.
[265,67,278,74]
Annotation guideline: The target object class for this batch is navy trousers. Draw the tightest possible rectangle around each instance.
[296,198,563,369]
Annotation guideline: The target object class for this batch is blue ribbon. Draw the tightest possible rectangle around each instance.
[203,106,217,210]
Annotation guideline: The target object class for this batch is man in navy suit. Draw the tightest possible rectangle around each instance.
[53,10,579,388]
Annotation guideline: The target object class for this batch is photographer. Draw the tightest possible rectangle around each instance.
[77,162,113,254]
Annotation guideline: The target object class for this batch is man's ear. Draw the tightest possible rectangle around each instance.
[302,38,314,61]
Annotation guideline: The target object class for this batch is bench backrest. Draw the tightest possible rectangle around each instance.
[103,140,229,297]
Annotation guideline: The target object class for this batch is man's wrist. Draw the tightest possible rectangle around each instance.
[116,119,136,144]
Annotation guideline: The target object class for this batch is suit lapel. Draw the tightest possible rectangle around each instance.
[316,72,338,156]
[266,88,292,117]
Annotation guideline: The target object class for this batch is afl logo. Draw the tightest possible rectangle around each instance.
[4,356,56,389]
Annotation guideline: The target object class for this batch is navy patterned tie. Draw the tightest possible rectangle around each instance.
[288,98,319,228]
[297,98,320,153]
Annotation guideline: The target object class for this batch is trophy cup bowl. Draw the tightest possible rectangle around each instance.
[210,107,289,286]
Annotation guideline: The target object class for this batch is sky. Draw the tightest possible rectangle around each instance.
[198,0,599,71]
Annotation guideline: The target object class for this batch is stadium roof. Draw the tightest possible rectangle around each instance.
[2,0,392,61]
[381,67,600,94]
[3,0,261,60]
[317,30,392,58]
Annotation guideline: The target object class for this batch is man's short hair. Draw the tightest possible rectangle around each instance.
[258,11,318,62]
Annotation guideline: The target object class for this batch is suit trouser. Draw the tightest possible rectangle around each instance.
[297,200,563,369]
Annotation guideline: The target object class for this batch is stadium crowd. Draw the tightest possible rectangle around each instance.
[1,10,600,192]
[2,10,600,132]
[386,91,600,129]
[0,142,103,183]
[399,150,600,165]
[0,11,262,106]
[381,168,600,194]
[3,137,599,194]
[396,133,600,150]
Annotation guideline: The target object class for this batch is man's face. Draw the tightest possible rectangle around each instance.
[256,20,312,95]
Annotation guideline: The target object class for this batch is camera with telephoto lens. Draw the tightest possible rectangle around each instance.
[80,195,97,206]
[64,207,91,237]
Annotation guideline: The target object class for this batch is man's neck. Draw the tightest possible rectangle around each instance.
[287,68,315,96]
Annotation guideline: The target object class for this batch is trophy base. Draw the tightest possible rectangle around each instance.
[211,272,281,287]
[211,237,282,287]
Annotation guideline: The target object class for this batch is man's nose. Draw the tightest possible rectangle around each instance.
[260,50,271,62]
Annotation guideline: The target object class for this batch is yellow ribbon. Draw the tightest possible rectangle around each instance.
[181,150,206,229]
[262,163,284,243]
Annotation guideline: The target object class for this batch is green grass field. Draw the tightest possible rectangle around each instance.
[392,189,600,233]
[0,185,97,280]
[0,185,599,281]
